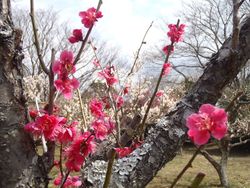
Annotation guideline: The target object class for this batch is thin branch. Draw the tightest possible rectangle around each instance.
[139,19,180,136]
[225,91,243,112]
[59,144,64,177]
[172,65,189,81]
[170,146,203,188]
[199,149,220,171]
[127,21,154,77]
[103,150,116,188]
[60,171,70,188]
[77,89,87,132]
[232,0,241,50]
[29,0,49,75]
[48,48,56,115]
[230,137,250,147]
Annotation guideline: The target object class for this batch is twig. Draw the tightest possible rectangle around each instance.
[230,137,250,147]
[232,0,241,50]
[48,48,56,115]
[35,97,48,153]
[60,171,70,188]
[127,21,154,77]
[170,146,202,188]
[77,89,87,131]
[139,19,180,137]
[103,149,116,188]
[30,0,49,75]
[199,149,220,171]
[59,144,64,177]
[225,91,243,112]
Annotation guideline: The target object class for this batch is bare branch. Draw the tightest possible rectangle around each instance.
[29,0,49,75]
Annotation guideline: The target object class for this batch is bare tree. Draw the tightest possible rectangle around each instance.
[12,8,73,75]
[174,0,250,79]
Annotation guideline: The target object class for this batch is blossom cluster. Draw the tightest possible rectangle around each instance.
[52,7,105,101]
[167,24,185,43]
[24,106,95,187]
[53,51,79,99]
[68,7,103,45]
[98,65,118,86]
[161,22,185,76]
[79,7,103,28]
[89,98,115,140]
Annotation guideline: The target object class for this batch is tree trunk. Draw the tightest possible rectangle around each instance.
[0,1,46,187]
[84,15,250,187]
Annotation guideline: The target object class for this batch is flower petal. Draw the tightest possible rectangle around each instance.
[211,123,227,140]
[186,114,201,130]
[199,104,215,115]
[189,129,210,145]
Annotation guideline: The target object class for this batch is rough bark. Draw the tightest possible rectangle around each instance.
[84,15,250,187]
[0,1,46,187]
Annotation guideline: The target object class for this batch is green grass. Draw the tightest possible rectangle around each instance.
[147,150,250,188]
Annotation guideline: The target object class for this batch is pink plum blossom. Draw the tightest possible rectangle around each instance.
[24,114,64,141]
[52,51,75,77]
[106,118,115,134]
[167,24,185,43]
[79,7,103,28]
[93,59,100,67]
[114,140,142,158]
[114,95,124,109]
[91,117,115,140]
[101,96,111,109]
[114,147,132,158]
[68,29,83,44]
[89,99,104,118]
[123,85,129,95]
[54,78,80,100]
[156,90,164,97]
[54,174,82,187]
[162,45,174,55]
[58,121,78,144]
[162,63,171,76]
[98,66,118,86]
[186,104,228,145]
[91,119,108,140]
[53,50,79,99]
[65,131,95,171]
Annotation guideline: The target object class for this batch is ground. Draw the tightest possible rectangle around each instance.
[147,145,250,188]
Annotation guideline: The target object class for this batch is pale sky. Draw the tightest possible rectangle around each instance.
[13,0,190,58]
